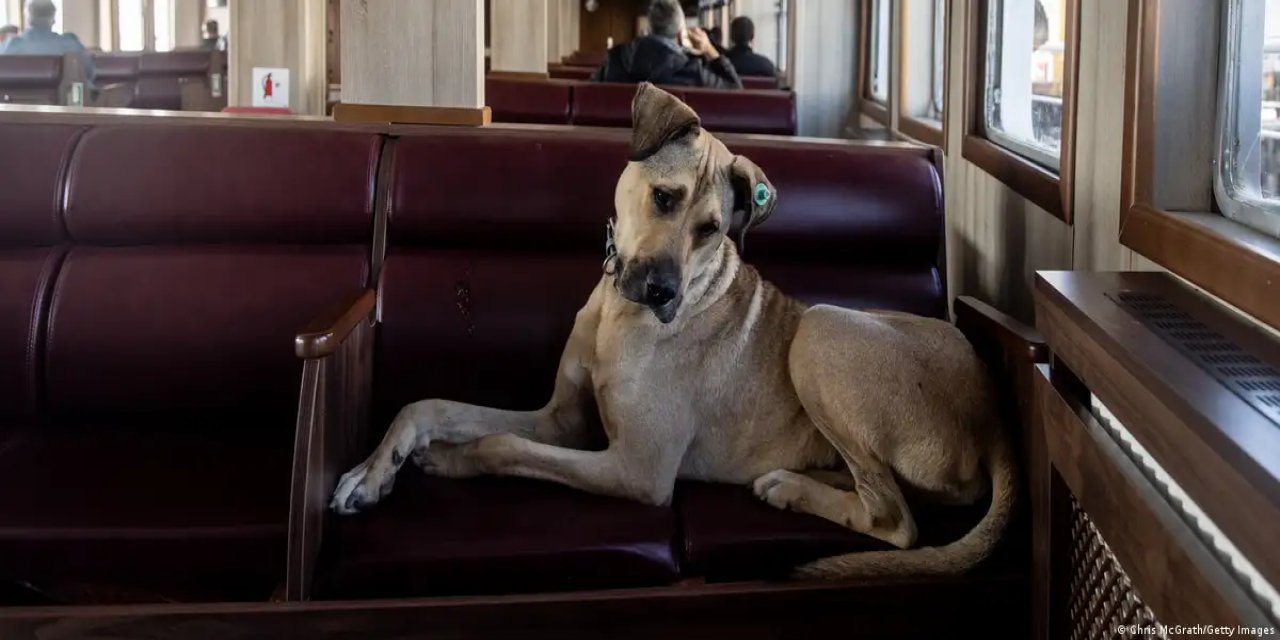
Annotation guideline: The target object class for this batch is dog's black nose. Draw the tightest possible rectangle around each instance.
[645,279,677,306]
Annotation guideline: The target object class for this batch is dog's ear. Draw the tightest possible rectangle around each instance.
[629,82,701,161]
[728,154,777,253]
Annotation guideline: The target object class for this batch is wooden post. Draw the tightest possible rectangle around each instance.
[489,0,548,80]
[335,0,489,126]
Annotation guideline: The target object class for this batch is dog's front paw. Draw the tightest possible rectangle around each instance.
[330,460,396,515]
[752,470,810,512]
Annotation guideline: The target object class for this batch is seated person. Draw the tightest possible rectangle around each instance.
[726,16,779,85]
[590,0,741,90]
[1,0,95,83]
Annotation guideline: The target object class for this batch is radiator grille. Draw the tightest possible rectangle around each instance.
[1112,291,1280,425]
[1067,495,1166,640]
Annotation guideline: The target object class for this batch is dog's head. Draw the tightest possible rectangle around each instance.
[611,82,777,323]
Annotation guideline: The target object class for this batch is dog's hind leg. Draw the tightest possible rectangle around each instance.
[752,455,917,549]
[330,281,606,515]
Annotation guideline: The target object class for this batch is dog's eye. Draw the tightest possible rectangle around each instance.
[696,220,720,238]
[652,188,675,214]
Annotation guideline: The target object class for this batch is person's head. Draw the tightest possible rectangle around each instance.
[0,24,18,43]
[204,19,219,38]
[729,16,754,48]
[25,0,56,29]
[647,0,686,39]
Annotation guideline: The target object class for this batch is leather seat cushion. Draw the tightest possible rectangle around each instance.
[676,481,992,581]
[0,248,63,419]
[0,421,293,601]
[318,471,681,599]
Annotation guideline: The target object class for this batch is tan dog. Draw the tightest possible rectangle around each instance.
[331,83,1017,579]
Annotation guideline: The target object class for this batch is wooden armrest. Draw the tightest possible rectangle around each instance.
[953,295,1048,362]
[295,289,377,359]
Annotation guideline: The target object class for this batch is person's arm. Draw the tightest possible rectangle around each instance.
[687,28,742,90]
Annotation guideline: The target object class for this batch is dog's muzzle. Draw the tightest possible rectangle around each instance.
[618,256,683,323]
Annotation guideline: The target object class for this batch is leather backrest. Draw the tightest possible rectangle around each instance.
[375,126,943,421]
[0,123,82,420]
[0,56,63,89]
[681,87,796,135]
[45,124,381,418]
[741,76,779,90]
[137,51,212,77]
[92,53,140,84]
[572,82,679,128]
[485,77,574,125]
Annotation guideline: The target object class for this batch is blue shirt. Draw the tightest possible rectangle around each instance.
[1,26,95,82]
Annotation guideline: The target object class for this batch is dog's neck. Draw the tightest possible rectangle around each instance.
[679,238,743,320]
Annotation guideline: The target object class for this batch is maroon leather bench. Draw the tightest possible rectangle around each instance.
[0,55,76,105]
[304,125,974,601]
[548,63,594,81]
[485,77,798,135]
[0,109,1033,638]
[0,118,382,605]
[484,77,574,124]
[133,50,224,111]
[91,52,140,90]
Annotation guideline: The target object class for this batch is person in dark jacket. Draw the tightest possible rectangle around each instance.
[590,0,742,90]
[725,16,779,85]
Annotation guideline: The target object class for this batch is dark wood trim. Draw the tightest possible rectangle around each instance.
[1119,205,1280,332]
[898,114,943,148]
[1117,0,1280,332]
[858,0,891,127]
[962,134,1063,217]
[294,289,377,359]
[1119,0,1156,218]
[1033,271,1280,592]
[333,103,493,127]
[1035,361,1272,630]
[486,70,551,81]
[961,0,1077,224]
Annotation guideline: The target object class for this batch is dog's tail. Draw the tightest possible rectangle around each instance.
[791,436,1018,580]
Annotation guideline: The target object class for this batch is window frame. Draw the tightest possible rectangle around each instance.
[898,0,948,149]
[1121,0,1280,332]
[1213,0,1280,240]
[858,0,890,126]
[962,0,1080,223]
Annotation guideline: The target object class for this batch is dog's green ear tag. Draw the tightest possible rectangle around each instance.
[753,182,771,207]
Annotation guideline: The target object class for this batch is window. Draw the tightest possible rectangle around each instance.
[867,0,890,103]
[932,0,946,117]
[901,0,947,139]
[981,0,1066,171]
[117,0,144,51]
[1216,0,1280,238]
[153,0,173,51]
[50,0,62,32]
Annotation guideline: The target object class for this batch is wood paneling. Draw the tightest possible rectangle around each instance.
[491,0,547,74]
[579,0,643,54]
[341,0,484,109]
[173,0,204,49]
[228,0,326,115]
[59,0,98,48]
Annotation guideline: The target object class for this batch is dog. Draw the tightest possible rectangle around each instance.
[330,82,1017,580]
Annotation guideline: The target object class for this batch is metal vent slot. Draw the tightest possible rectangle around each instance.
[1112,291,1280,426]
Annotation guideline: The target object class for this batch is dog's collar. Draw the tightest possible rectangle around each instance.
[603,217,619,276]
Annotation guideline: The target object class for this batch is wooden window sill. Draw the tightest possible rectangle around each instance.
[962,134,1066,222]
[899,114,943,148]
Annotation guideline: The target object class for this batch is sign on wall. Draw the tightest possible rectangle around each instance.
[251,67,290,109]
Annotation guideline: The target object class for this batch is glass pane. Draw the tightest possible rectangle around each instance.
[50,0,62,32]
[117,0,144,51]
[983,0,1065,168]
[1260,0,1280,198]
[154,0,172,51]
[932,0,946,118]
[869,0,890,102]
